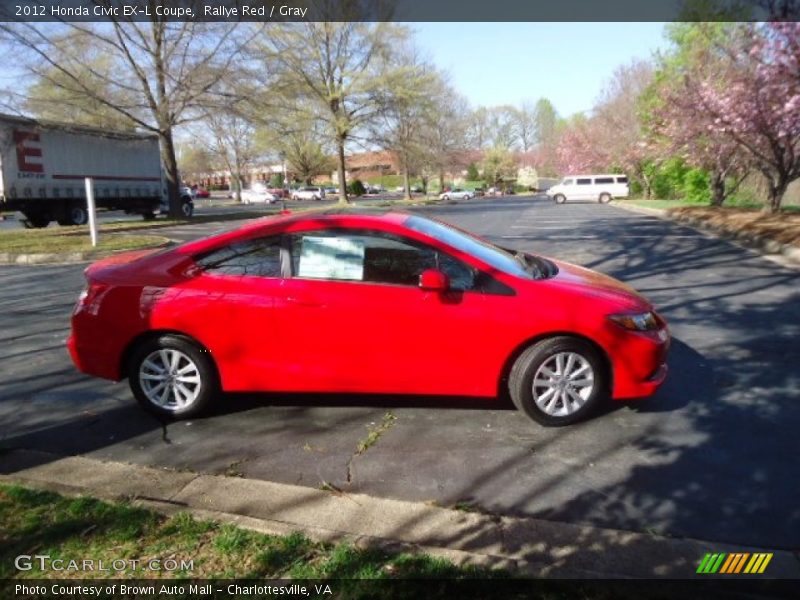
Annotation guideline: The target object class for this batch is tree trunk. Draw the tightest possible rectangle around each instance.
[764,176,788,214]
[336,135,349,204]
[438,169,444,193]
[233,147,243,204]
[159,129,182,218]
[710,171,726,207]
[402,164,411,201]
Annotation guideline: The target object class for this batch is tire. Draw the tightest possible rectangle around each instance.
[142,211,156,221]
[181,200,194,218]
[554,194,566,204]
[67,205,89,226]
[292,195,299,201]
[599,193,611,204]
[442,195,450,201]
[22,214,50,228]
[128,334,219,419]
[508,336,608,426]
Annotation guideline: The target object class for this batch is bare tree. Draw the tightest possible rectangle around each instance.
[1,14,250,216]
[371,44,443,199]
[515,101,537,152]
[419,81,471,192]
[252,21,407,203]
[204,104,260,203]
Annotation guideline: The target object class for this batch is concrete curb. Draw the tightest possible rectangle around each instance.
[610,202,800,268]
[1,449,797,579]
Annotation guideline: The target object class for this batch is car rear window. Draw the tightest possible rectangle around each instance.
[195,237,282,278]
[616,176,628,183]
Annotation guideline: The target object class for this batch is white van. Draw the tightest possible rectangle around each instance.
[547,174,629,204]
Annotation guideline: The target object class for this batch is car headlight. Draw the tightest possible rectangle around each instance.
[608,311,660,332]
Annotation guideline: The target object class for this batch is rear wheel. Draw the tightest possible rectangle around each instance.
[22,213,50,228]
[554,194,566,204]
[142,211,157,221]
[509,336,607,426]
[129,334,219,419]
[599,193,611,204]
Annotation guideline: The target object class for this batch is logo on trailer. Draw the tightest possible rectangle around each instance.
[13,129,44,174]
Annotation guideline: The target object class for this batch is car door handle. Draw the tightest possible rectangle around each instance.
[286,295,324,307]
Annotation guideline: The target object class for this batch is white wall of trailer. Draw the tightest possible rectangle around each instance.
[0,119,164,204]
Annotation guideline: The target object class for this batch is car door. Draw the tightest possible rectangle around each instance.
[185,235,286,391]
[271,228,490,396]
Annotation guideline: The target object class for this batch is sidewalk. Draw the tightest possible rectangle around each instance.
[1,448,797,579]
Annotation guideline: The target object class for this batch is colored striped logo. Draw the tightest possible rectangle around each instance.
[696,552,773,574]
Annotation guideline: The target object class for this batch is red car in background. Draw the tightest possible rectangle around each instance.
[68,210,669,426]
[194,187,210,199]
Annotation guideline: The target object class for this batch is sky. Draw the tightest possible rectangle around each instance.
[412,22,670,117]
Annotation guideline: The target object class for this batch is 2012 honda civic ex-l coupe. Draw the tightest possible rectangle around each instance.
[68,210,669,426]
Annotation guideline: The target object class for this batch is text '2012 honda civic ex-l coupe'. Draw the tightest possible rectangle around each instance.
[68,209,669,426]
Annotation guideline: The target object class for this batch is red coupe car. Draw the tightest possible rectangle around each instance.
[68,210,669,426]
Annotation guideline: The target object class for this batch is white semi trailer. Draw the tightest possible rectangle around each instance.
[0,113,191,228]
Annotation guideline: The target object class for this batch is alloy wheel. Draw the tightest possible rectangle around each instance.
[532,352,595,416]
[139,348,202,411]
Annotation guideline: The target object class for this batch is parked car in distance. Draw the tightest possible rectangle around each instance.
[292,186,326,201]
[68,209,670,426]
[439,188,474,201]
[240,184,278,204]
[194,186,210,199]
[472,187,485,197]
[548,174,629,204]
[267,187,289,199]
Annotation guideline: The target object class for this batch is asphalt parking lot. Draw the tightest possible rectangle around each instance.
[1,196,798,551]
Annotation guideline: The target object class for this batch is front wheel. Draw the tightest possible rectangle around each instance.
[181,201,194,218]
[554,194,566,204]
[509,337,607,426]
[129,334,219,419]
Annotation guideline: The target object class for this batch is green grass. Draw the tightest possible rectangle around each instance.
[355,412,397,455]
[0,483,504,581]
[0,228,169,254]
[622,197,800,213]
[621,198,707,210]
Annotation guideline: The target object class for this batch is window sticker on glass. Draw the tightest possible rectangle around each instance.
[298,236,365,280]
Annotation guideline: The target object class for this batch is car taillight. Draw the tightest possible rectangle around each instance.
[74,283,108,315]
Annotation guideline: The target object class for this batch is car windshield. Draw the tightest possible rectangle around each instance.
[405,215,549,280]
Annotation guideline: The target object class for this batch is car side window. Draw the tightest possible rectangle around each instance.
[595,177,614,184]
[289,230,477,291]
[563,179,574,185]
[195,236,282,278]
[577,178,592,185]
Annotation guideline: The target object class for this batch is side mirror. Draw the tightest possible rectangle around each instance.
[419,269,449,292]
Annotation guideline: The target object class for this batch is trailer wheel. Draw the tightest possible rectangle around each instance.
[22,214,50,228]
[67,206,89,226]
